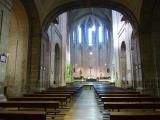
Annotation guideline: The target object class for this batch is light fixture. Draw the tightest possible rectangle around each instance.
[43,67,46,71]
[0,53,7,63]
[89,52,93,55]
[92,25,96,31]
[40,66,43,70]
[6,53,10,56]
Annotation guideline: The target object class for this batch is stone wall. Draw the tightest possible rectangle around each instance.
[5,0,29,97]
[0,0,12,99]
[112,10,141,88]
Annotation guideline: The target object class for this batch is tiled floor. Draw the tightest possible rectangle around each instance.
[63,87,102,120]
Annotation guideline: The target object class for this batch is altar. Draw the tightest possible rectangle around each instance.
[85,78,97,82]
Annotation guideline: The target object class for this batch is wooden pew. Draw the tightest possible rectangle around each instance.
[35,91,75,96]
[0,101,59,111]
[44,89,77,92]
[0,110,46,120]
[110,112,160,120]
[35,85,84,97]
[104,102,160,112]
[24,93,71,98]
[97,91,140,94]
[47,85,83,93]
[23,93,72,101]
[94,85,140,95]
[7,97,68,107]
[99,94,149,98]
[101,97,160,102]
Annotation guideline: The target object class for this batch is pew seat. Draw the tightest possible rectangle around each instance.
[110,112,160,120]
[24,93,71,98]
[99,94,149,98]
[0,101,59,111]
[104,102,160,111]
[7,97,68,105]
[0,110,46,120]
[35,91,75,96]
[97,91,140,94]
[101,97,160,102]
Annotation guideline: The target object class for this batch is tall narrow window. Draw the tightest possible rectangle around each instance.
[99,25,103,43]
[73,31,75,41]
[88,28,92,46]
[47,25,52,39]
[92,25,96,32]
[106,29,109,40]
[73,31,75,40]
[78,26,82,43]
[88,25,96,46]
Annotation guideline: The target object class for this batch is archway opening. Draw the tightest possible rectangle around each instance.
[42,1,141,90]
[120,41,127,87]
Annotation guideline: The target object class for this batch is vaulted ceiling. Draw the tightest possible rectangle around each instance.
[68,8,112,28]
[34,0,143,26]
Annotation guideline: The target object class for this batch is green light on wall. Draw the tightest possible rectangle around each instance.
[66,64,71,83]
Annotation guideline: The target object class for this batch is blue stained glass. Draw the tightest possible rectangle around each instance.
[78,26,82,43]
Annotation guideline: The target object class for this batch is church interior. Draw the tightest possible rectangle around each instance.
[0,0,160,120]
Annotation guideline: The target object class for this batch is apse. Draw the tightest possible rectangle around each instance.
[68,8,113,81]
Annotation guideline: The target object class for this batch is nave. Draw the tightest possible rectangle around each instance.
[1,0,160,120]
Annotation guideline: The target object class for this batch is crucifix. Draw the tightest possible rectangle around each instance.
[89,66,92,78]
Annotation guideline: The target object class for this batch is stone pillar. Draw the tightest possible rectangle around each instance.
[139,0,160,96]
[139,32,156,95]
[131,31,143,92]
[21,0,41,92]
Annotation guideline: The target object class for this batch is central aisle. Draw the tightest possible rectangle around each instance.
[64,87,102,120]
